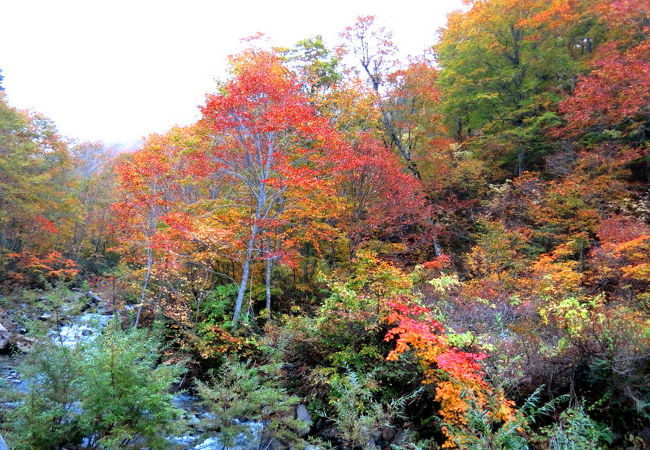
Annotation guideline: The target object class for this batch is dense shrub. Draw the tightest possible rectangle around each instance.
[2,320,185,449]
[195,359,310,448]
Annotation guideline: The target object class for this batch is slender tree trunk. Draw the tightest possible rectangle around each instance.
[433,237,442,257]
[361,63,421,179]
[455,115,463,141]
[516,147,525,176]
[265,247,272,317]
[233,224,258,328]
[379,106,421,179]
[233,151,269,327]
[134,245,153,328]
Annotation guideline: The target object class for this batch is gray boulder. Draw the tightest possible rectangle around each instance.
[87,291,102,304]
[295,404,313,435]
[10,335,35,353]
[0,323,10,351]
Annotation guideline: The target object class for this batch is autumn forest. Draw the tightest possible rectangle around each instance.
[0,0,649,448]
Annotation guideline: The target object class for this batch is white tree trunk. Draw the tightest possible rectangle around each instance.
[134,245,153,328]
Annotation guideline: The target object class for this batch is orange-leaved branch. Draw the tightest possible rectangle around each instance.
[384,298,514,447]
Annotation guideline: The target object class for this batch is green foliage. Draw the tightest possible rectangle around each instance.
[188,283,264,362]
[436,0,583,175]
[195,359,309,448]
[540,406,613,450]
[77,320,185,448]
[280,35,341,95]
[446,330,476,349]
[2,319,185,449]
[0,94,80,286]
[2,341,84,448]
[443,386,567,449]
[427,273,460,294]
[313,250,415,370]
[200,283,238,328]
[444,388,613,449]
[325,369,420,448]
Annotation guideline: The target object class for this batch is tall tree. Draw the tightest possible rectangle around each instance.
[200,50,341,327]
[436,0,585,176]
[341,16,423,179]
[69,142,117,263]
[113,132,190,326]
[0,95,74,257]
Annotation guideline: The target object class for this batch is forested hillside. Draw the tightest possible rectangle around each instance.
[1,0,648,448]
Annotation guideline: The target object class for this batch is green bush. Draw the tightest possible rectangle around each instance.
[442,386,565,450]
[195,358,309,448]
[196,283,238,332]
[326,370,420,448]
[541,406,613,450]
[2,319,185,449]
[2,341,84,448]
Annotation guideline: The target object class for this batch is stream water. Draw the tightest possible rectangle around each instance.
[0,353,25,393]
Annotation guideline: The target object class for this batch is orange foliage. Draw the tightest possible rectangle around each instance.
[384,299,515,446]
[6,250,78,284]
[560,40,650,135]
[422,254,452,271]
[34,215,58,234]
[590,215,650,291]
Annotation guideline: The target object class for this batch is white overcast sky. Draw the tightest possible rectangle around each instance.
[1,0,463,147]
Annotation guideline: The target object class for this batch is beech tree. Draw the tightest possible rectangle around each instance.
[200,50,341,327]
[341,15,424,179]
[436,0,584,175]
[113,133,189,326]
[0,94,76,283]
